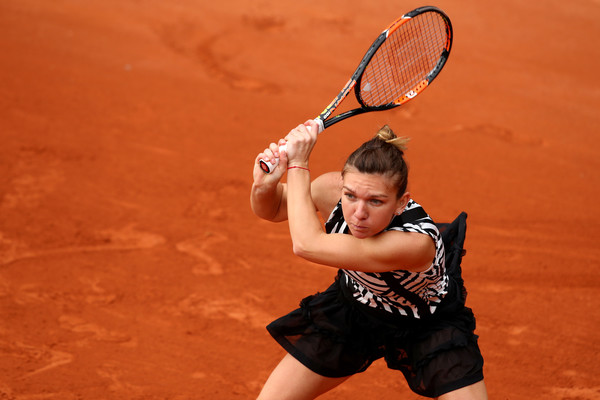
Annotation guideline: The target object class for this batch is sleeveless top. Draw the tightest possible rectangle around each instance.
[325,199,448,319]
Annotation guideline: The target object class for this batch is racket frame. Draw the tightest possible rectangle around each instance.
[259,6,453,173]
[317,5,453,128]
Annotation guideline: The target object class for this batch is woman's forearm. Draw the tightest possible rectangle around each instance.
[250,181,286,222]
[286,168,325,255]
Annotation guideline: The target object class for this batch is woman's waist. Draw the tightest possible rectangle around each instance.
[338,270,461,322]
[337,271,422,325]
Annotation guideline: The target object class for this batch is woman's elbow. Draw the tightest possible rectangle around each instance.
[292,241,314,260]
[292,242,305,257]
[291,230,326,261]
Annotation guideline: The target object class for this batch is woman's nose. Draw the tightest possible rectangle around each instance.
[354,202,368,219]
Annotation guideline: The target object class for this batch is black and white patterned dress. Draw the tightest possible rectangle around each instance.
[325,199,448,319]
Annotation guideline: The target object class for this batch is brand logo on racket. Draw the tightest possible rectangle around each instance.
[405,90,418,99]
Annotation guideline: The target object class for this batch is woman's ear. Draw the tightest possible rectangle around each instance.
[395,192,411,215]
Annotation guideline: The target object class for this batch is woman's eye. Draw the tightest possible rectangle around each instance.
[344,193,355,200]
[370,199,383,206]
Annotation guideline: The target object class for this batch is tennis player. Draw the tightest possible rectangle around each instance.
[251,121,487,399]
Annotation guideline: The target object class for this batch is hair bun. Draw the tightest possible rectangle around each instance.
[376,125,410,151]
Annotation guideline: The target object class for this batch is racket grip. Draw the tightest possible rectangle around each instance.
[258,120,324,174]
[259,143,287,174]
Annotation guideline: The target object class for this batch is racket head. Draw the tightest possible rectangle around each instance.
[355,6,453,110]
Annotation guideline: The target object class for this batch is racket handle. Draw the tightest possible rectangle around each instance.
[258,119,324,174]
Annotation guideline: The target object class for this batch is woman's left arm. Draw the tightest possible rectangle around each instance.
[284,121,324,255]
[284,122,434,273]
[292,228,435,273]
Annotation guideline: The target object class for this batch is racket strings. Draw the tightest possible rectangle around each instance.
[360,12,449,107]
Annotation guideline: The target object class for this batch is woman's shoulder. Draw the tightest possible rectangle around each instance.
[311,171,343,218]
[388,200,439,236]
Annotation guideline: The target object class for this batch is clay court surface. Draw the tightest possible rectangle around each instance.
[1,0,599,398]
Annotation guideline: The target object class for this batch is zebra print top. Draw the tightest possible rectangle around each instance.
[325,199,448,319]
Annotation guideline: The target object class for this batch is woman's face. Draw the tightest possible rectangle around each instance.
[341,168,409,239]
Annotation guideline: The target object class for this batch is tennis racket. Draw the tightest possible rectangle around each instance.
[259,5,453,173]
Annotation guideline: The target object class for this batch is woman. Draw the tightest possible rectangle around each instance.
[251,120,487,399]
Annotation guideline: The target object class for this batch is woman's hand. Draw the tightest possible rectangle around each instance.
[253,141,288,186]
[283,120,320,168]
[251,141,289,222]
[252,118,320,188]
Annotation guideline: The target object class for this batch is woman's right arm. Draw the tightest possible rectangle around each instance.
[250,138,342,223]
[250,141,289,222]
[251,180,288,222]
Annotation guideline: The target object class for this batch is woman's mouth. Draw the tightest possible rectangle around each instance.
[350,223,368,232]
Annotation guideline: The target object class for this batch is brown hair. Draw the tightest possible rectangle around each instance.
[342,125,409,198]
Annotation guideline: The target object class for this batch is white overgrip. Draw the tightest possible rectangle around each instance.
[258,119,323,174]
